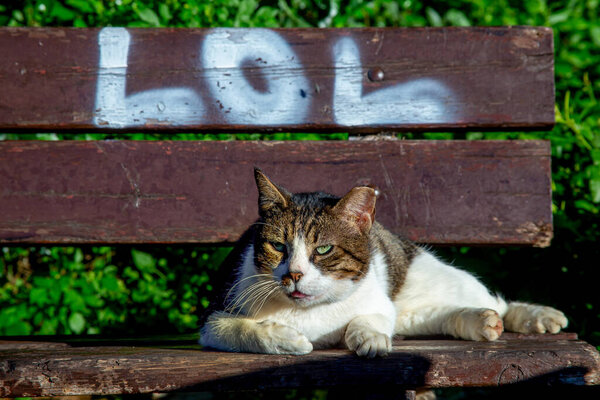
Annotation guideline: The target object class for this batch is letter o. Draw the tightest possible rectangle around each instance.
[203,29,310,125]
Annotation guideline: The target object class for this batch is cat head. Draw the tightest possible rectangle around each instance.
[250,168,377,308]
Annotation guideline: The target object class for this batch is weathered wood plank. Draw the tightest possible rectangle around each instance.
[0,140,552,246]
[0,335,598,396]
[0,332,577,350]
[0,27,554,132]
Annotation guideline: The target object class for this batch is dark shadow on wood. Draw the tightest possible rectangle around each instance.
[182,353,431,393]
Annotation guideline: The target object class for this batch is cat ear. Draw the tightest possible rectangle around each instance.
[254,168,291,215]
[332,186,377,234]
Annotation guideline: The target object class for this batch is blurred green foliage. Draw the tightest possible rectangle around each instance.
[0,0,599,348]
[0,245,230,335]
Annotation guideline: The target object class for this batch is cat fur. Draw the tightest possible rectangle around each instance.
[200,169,567,357]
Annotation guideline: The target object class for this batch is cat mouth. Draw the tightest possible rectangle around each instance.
[287,290,324,304]
[290,290,312,299]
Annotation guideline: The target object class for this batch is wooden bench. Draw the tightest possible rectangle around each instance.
[0,26,599,398]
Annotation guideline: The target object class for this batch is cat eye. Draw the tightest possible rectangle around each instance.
[315,245,333,255]
[270,241,286,252]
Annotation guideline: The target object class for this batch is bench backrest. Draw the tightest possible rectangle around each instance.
[0,26,555,247]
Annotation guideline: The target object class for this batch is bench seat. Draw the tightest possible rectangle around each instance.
[1,333,598,396]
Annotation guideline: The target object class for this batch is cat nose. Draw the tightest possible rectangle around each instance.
[289,272,303,282]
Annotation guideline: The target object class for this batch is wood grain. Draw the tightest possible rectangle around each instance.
[0,334,598,396]
[0,140,552,246]
[0,27,554,132]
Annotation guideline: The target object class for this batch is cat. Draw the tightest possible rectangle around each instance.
[200,168,568,357]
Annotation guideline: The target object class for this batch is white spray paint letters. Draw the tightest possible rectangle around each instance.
[95,28,203,128]
[203,29,310,125]
[94,28,456,128]
[333,38,454,126]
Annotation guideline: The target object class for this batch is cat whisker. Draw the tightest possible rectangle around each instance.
[252,286,280,316]
[233,280,279,316]
[245,284,278,316]
[225,273,273,302]
[225,283,274,313]
[354,269,367,277]
[229,279,274,301]
[225,279,277,314]
[239,282,275,310]
[225,283,268,312]
[225,276,274,307]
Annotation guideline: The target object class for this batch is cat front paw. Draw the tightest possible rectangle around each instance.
[256,320,313,355]
[504,303,568,334]
[477,309,504,341]
[453,308,503,341]
[345,328,392,358]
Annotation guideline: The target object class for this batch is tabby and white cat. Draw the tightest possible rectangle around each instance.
[200,169,567,357]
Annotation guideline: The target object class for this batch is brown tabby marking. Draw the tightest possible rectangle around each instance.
[370,224,418,297]
[253,187,370,282]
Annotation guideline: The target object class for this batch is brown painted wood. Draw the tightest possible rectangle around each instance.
[0,335,598,396]
[0,140,552,246]
[0,27,554,132]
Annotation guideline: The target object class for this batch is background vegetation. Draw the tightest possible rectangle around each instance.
[0,0,598,356]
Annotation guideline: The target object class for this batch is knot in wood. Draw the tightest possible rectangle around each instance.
[498,363,525,384]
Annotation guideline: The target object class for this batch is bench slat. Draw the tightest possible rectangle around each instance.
[0,140,551,246]
[0,334,598,396]
[0,27,554,132]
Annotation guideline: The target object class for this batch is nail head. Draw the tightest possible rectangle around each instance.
[368,67,385,82]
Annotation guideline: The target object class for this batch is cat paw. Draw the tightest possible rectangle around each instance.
[477,309,504,341]
[345,328,392,358]
[455,308,503,341]
[504,303,568,334]
[256,320,313,355]
[415,389,437,400]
